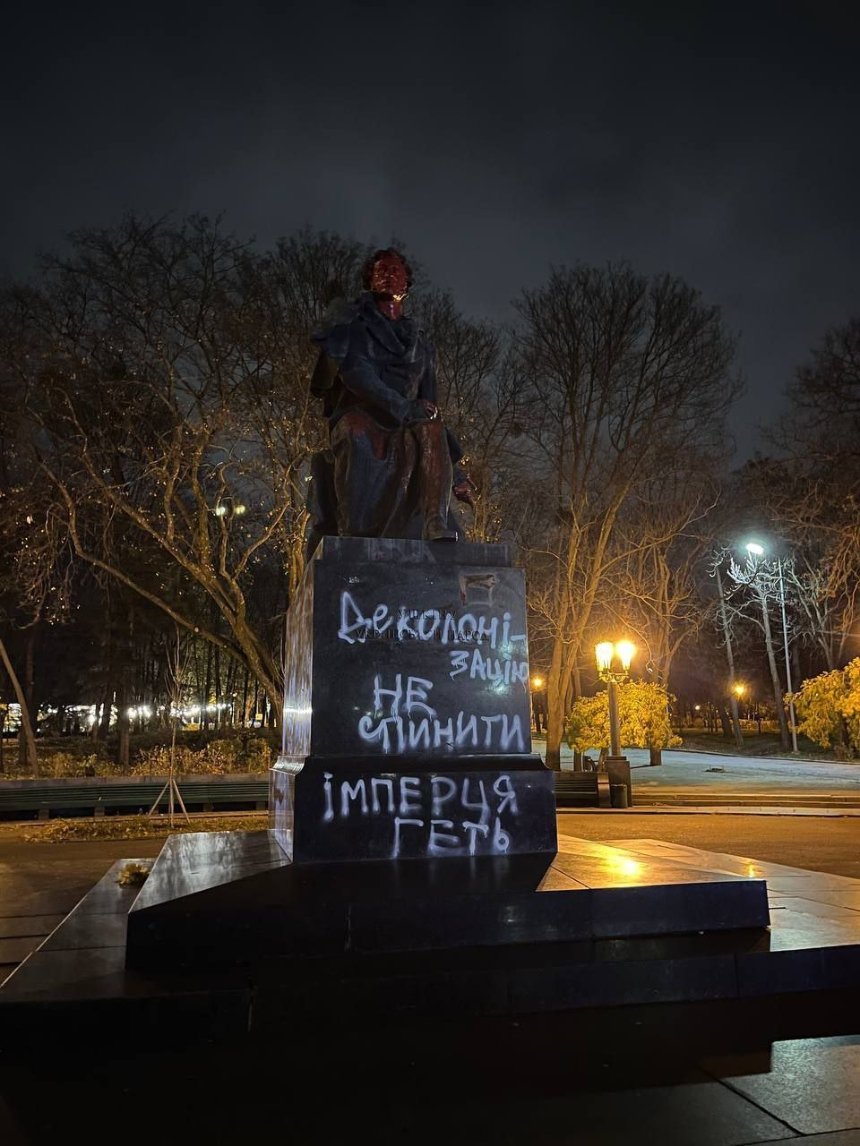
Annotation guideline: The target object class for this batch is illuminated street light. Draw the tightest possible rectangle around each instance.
[595,640,636,758]
[615,640,635,672]
[530,675,544,690]
[595,642,614,673]
[745,539,799,754]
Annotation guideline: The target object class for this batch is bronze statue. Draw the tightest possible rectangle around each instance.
[306,249,474,555]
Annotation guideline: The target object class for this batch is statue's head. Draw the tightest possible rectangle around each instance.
[363,248,411,319]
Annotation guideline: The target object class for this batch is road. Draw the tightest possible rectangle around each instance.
[540,742,860,805]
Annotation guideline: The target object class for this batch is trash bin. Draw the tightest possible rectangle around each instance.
[609,783,629,809]
[605,755,633,808]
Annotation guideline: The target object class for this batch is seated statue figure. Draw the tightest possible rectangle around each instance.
[305,248,474,555]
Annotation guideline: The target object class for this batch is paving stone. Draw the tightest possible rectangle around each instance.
[758,1133,860,1145]
[0,914,64,939]
[0,937,41,964]
[370,1074,799,1145]
[703,1036,860,1135]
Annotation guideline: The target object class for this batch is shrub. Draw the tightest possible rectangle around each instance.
[39,752,110,778]
[790,658,860,759]
[130,735,273,775]
[565,681,681,753]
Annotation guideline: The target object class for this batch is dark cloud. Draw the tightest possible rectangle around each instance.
[4,1,859,458]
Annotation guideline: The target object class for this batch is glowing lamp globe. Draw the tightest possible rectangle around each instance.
[595,642,614,673]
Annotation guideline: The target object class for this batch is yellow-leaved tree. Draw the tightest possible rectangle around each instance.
[790,657,860,759]
[564,681,681,766]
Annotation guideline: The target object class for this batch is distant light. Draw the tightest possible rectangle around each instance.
[531,675,544,690]
[695,704,701,711]
[733,683,746,697]
[214,504,227,517]
[746,542,765,557]
[234,504,247,516]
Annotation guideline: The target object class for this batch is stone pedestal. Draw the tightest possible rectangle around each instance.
[270,536,557,862]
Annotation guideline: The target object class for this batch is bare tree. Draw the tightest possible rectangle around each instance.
[604,466,722,685]
[749,318,860,673]
[415,290,526,541]
[723,551,793,750]
[513,264,740,766]
[5,217,368,723]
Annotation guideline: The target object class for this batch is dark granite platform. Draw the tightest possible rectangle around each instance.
[2,834,859,1055]
[122,830,769,969]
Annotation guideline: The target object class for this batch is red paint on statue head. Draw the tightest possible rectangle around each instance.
[369,251,409,319]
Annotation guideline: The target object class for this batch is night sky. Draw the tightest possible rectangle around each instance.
[4,1,859,460]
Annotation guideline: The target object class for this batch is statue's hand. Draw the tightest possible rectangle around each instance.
[404,399,436,424]
[453,476,478,508]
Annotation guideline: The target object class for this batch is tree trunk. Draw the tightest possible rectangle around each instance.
[18,628,37,770]
[98,685,113,739]
[715,567,744,750]
[717,704,732,738]
[544,642,566,769]
[0,637,38,775]
[214,646,221,731]
[759,592,790,750]
[649,745,662,766]
[241,665,250,729]
[115,665,130,769]
[203,639,213,731]
[224,657,235,728]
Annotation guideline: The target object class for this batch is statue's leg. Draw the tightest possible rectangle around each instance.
[304,450,338,560]
[413,420,457,542]
[332,411,404,536]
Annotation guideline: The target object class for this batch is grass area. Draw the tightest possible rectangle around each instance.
[677,730,848,761]
[15,812,268,843]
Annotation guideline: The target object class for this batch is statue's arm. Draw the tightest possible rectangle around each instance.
[310,350,338,396]
[418,344,439,406]
[339,331,426,425]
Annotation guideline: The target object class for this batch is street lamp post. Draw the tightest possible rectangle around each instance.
[746,542,799,754]
[530,675,547,737]
[732,682,746,719]
[595,640,635,759]
[595,641,636,806]
[775,557,799,754]
[714,563,745,749]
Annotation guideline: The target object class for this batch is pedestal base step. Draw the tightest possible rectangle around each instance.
[3,835,860,1050]
[123,830,768,970]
